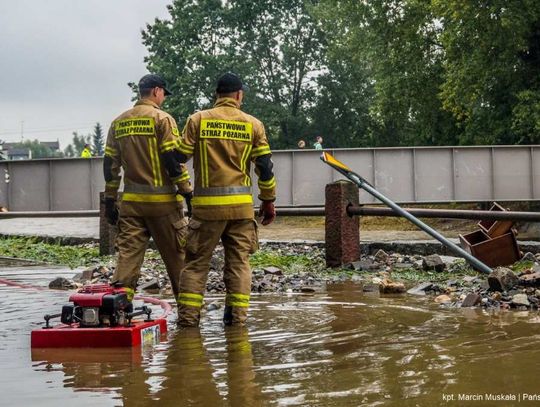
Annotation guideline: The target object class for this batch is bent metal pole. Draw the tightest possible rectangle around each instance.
[320,152,493,275]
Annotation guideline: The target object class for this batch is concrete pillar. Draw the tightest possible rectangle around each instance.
[99,192,116,256]
[325,180,360,267]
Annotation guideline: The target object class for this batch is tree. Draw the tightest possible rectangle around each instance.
[92,122,104,156]
[433,0,540,144]
[64,131,91,157]
[141,0,326,148]
[316,0,458,147]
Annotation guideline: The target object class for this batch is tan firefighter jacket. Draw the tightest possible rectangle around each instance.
[104,99,191,217]
[178,97,276,220]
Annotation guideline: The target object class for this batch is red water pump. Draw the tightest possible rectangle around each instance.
[47,284,148,328]
[32,284,167,348]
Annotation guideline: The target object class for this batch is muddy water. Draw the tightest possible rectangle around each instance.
[2,268,540,407]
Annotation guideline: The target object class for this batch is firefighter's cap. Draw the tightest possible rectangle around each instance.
[138,74,172,96]
[216,72,249,94]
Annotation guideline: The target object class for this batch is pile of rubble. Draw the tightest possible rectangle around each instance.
[47,242,540,310]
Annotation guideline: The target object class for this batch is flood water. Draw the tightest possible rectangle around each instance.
[2,266,540,406]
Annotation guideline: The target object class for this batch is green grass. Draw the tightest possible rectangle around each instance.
[0,237,103,269]
[249,249,325,274]
[387,267,478,284]
[511,261,534,273]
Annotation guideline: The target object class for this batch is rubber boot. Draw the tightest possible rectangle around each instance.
[223,305,233,326]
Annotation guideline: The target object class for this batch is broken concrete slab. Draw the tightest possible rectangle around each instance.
[422,254,446,272]
[461,293,481,307]
[488,267,519,292]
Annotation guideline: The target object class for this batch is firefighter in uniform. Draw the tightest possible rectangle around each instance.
[103,74,192,304]
[176,72,276,327]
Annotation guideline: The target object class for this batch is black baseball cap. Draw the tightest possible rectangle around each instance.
[216,72,248,94]
[138,74,172,96]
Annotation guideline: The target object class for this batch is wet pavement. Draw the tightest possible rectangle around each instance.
[2,265,540,406]
[0,216,453,243]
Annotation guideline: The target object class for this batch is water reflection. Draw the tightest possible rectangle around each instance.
[3,270,540,407]
[31,326,268,406]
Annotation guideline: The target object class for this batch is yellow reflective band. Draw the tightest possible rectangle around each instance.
[240,144,252,186]
[160,139,177,153]
[154,138,163,186]
[123,287,135,302]
[105,146,118,157]
[258,177,276,188]
[122,193,184,203]
[172,127,180,136]
[200,140,209,187]
[251,145,271,158]
[200,119,253,142]
[106,180,120,188]
[228,301,250,307]
[192,194,253,206]
[148,138,163,187]
[114,117,156,138]
[172,172,191,183]
[226,293,250,307]
[177,293,204,308]
[178,139,194,153]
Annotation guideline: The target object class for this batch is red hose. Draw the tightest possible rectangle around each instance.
[134,295,173,319]
[0,278,46,290]
[0,277,172,319]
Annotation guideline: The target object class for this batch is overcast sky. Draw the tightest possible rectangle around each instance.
[0,0,171,149]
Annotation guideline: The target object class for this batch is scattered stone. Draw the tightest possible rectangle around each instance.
[422,254,446,272]
[463,276,478,284]
[435,294,452,304]
[374,249,389,263]
[350,259,379,272]
[379,278,406,294]
[263,266,283,276]
[407,282,434,296]
[206,301,221,311]
[362,283,378,292]
[439,255,460,265]
[49,277,76,290]
[512,293,530,307]
[491,292,502,301]
[300,286,316,293]
[350,274,363,282]
[519,272,540,287]
[520,252,537,263]
[96,266,108,274]
[72,267,94,283]
[461,293,481,307]
[488,267,519,292]
[139,279,160,291]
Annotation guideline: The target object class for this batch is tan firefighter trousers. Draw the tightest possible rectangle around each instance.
[177,218,258,326]
[112,209,188,301]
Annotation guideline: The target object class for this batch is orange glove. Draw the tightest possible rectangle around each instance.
[259,201,276,225]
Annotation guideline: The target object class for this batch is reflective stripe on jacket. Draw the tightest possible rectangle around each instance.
[180,97,276,220]
[104,99,190,217]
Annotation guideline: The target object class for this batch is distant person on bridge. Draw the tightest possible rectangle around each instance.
[313,136,323,150]
[175,72,276,327]
[80,144,92,158]
[103,73,192,306]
